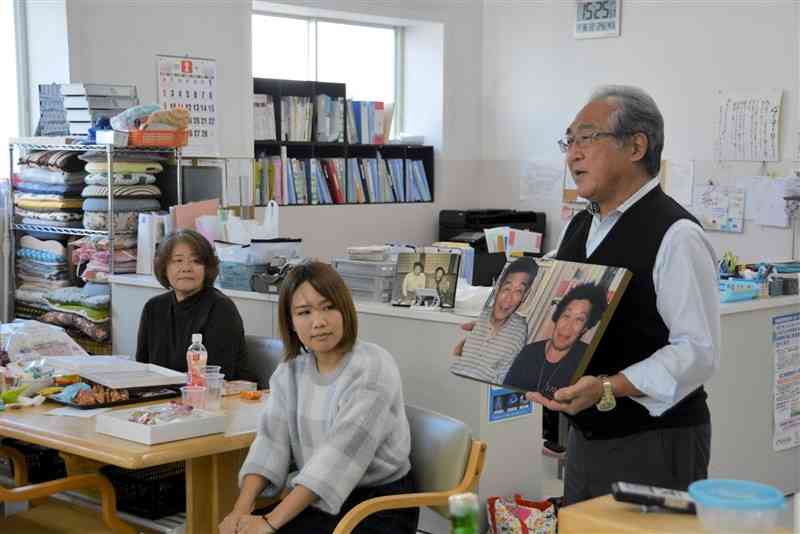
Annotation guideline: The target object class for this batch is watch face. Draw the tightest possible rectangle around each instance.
[575,0,621,39]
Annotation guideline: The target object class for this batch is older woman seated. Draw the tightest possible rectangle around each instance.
[135,229,247,379]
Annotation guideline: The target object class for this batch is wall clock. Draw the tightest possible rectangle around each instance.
[574,0,621,39]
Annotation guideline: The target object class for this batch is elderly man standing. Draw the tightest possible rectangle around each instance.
[529,86,721,505]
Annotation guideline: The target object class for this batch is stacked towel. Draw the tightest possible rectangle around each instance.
[71,235,138,284]
[13,151,87,228]
[14,236,70,318]
[38,285,111,342]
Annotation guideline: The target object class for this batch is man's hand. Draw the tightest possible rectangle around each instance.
[525,375,604,415]
[452,321,476,357]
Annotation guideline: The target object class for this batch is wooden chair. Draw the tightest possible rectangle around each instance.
[332,404,487,534]
[0,445,135,534]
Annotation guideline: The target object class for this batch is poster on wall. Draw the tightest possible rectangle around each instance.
[488,385,533,423]
[772,312,800,452]
[716,89,782,162]
[691,183,745,233]
[157,54,218,156]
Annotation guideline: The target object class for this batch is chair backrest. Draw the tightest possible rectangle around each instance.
[242,335,284,389]
[405,404,473,517]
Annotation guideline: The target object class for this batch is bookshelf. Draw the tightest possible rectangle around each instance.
[253,77,434,206]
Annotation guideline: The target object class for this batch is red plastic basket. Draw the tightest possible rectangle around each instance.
[128,129,188,148]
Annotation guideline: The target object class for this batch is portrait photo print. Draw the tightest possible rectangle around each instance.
[391,252,461,308]
[450,257,631,396]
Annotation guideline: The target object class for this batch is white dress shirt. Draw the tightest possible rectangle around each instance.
[551,179,721,416]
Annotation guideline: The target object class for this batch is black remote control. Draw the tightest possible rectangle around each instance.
[611,481,696,514]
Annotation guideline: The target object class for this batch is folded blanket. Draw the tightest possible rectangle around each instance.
[73,246,137,268]
[85,161,163,174]
[19,151,85,172]
[47,286,110,310]
[81,184,162,198]
[84,173,157,186]
[20,235,67,258]
[14,303,49,320]
[14,275,71,290]
[21,218,83,228]
[82,197,161,212]
[16,208,83,222]
[39,311,110,342]
[16,248,66,264]
[79,150,168,163]
[15,284,50,307]
[83,211,147,232]
[72,234,138,251]
[45,300,110,323]
[15,195,84,210]
[19,166,87,185]
[15,181,85,196]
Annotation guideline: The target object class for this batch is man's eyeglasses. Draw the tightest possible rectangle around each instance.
[557,131,620,153]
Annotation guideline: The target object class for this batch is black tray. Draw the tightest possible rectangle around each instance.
[46,387,180,410]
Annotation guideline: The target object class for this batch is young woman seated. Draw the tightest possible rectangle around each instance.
[135,229,247,380]
[220,260,418,534]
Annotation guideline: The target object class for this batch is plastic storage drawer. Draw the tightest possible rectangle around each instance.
[348,286,392,303]
[333,258,396,277]
[341,273,393,293]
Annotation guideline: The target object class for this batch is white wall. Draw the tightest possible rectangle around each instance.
[64,0,253,158]
[25,0,70,133]
[481,2,799,263]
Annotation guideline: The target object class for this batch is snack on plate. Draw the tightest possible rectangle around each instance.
[128,401,194,425]
[54,374,80,386]
[239,390,263,401]
[38,386,64,396]
[74,384,129,406]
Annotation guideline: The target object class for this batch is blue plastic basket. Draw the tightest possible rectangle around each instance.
[218,261,268,291]
[719,279,761,303]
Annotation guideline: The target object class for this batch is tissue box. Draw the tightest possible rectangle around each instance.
[96,129,129,147]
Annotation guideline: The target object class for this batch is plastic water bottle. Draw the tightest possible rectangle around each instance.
[449,492,479,534]
[186,333,208,386]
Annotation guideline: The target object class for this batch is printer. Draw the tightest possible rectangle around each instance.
[438,209,547,287]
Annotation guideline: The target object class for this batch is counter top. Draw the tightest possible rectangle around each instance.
[109,274,473,325]
[110,274,799,320]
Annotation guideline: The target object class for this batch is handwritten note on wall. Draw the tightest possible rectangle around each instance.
[716,89,782,162]
[692,183,745,233]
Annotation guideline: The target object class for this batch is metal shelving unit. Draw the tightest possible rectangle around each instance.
[4,138,183,348]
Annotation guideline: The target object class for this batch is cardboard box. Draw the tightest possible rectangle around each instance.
[96,404,227,445]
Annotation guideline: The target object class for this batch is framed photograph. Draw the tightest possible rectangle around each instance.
[574,0,621,39]
[391,252,461,309]
[450,257,631,397]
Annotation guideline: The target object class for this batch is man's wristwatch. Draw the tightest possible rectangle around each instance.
[595,374,616,412]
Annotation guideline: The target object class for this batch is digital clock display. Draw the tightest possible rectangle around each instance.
[575,0,620,38]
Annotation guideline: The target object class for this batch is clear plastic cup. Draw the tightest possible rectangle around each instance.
[180,385,207,409]
[203,373,225,411]
[200,365,221,375]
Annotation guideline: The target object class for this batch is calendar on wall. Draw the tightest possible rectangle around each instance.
[157,55,219,156]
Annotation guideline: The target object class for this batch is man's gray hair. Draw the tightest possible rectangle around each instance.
[590,85,664,178]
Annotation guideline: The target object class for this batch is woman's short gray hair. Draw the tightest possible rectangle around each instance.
[590,85,664,178]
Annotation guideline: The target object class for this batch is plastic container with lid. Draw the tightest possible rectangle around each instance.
[688,479,785,533]
[333,257,396,278]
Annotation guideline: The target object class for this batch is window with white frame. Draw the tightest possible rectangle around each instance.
[252,13,400,134]
[0,1,21,178]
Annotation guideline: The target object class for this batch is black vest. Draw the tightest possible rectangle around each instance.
[556,185,710,439]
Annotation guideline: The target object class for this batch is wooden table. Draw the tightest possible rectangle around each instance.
[0,395,266,534]
[558,495,793,533]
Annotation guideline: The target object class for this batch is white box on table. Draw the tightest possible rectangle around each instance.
[96,404,227,445]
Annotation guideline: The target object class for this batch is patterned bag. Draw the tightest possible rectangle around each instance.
[486,495,557,534]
